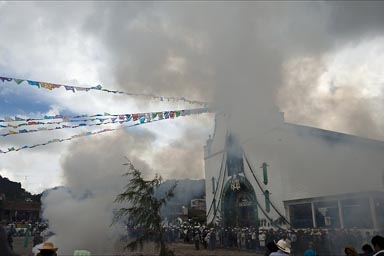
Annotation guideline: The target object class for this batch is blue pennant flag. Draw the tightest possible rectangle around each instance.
[27,80,40,88]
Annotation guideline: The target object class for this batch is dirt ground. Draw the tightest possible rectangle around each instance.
[13,236,33,256]
[12,237,261,256]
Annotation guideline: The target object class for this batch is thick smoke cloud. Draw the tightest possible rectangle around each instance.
[40,117,212,254]
[3,1,381,253]
[41,129,156,254]
[74,1,384,139]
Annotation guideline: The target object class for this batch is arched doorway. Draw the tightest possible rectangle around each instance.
[221,175,258,227]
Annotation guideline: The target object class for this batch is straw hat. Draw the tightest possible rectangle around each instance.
[275,239,291,254]
[38,242,58,251]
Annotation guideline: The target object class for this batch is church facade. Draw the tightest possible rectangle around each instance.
[204,113,384,230]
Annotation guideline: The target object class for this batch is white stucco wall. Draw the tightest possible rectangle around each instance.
[204,113,384,225]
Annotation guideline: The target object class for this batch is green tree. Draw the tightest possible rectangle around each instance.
[114,160,177,256]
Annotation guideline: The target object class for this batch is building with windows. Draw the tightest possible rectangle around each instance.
[0,198,41,222]
[204,113,384,230]
[285,191,384,229]
[191,198,206,211]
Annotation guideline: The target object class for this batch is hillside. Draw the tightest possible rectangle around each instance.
[0,175,40,202]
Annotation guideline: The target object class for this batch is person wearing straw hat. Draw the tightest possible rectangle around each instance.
[270,239,291,256]
[36,242,58,256]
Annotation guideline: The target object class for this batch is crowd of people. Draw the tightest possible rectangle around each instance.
[125,221,384,256]
[163,224,384,256]
[2,220,384,256]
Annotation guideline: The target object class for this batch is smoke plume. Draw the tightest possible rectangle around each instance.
[29,1,384,253]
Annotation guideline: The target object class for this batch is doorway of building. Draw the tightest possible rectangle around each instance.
[221,176,258,227]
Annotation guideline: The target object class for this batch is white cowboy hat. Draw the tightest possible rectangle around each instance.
[38,242,58,251]
[275,239,291,254]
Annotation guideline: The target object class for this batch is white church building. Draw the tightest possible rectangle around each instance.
[204,113,384,230]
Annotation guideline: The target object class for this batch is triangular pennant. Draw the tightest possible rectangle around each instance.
[40,82,55,90]
[15,116,25,121]
[0,77,13,82]
[64,85,75,92]
[14,79,24,84]
[27,80,40,88]
[92,85,102,90]
[4,116,14,122]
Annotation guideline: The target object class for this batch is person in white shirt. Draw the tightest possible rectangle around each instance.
[259,231,266,248]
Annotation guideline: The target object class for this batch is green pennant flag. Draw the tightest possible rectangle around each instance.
[175,111,181,117]
[262,162,268,185]
[14,79,24,84]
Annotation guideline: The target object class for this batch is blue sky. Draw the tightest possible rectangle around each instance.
[0,82,53,116]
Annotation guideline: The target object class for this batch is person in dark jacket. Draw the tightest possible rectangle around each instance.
[0,225,19,256]
[362,244,374,256]
[372,236,384,256]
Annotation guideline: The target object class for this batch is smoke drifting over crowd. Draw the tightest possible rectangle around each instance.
[1,1,383,253]
[40,130,155,254]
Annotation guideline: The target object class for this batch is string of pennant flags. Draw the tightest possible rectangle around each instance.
[0,109,198,126]
[0,107,211,154]
[0,76,209,106]
[0,108,208,137]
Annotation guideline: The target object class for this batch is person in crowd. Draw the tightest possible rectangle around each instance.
[208,228,216,250]
[193,231,200,250]
[259,230,266,249]
[7,231,13,251]
[372,236,384,256]
[270,239,291,256]
[304,242,316,256]
[362,244,374,256]
[33,233,43,247]
[265,241,279,256]
[36,242,58,256]
[344,246,359,256]
[0,225,19,256]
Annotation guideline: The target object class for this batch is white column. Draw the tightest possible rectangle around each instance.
[338,200,344,228]
[285,205,291,227]
[369,196,378,230]
[311,202,317,228]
